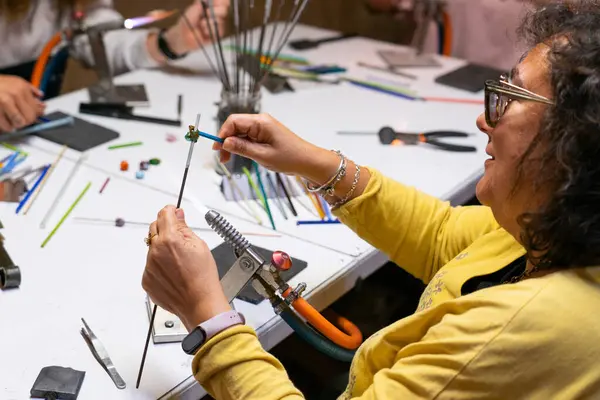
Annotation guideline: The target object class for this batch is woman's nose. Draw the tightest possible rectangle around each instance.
[476,113,493,136]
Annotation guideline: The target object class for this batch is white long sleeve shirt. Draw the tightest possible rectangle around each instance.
[0,0,160,75]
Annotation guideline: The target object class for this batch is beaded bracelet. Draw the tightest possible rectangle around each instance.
[329,164,361,209]
[306,150,346,195]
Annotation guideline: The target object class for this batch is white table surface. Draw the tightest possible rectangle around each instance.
[0,24,488,400]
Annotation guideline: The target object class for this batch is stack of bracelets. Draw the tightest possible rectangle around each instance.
[306,150,361,209]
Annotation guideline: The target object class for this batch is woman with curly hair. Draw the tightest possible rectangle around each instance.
[0,0,229,132]
[143,1,600,398]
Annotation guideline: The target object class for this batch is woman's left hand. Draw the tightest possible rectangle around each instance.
[163,0,230,56]
[143,206,231,331]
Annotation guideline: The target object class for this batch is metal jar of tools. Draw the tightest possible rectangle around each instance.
[216,84,262,174]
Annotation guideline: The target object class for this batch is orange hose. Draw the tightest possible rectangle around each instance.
[283,288,363,350]
[442,11,452,57]
[31,33,63,89]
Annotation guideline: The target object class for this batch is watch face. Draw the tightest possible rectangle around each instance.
[181,327,206,355]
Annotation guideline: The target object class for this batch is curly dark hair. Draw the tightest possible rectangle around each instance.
[515,1,600,269]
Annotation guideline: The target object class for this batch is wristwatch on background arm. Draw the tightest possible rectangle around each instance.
[181,310,246,355]
[157,28,188,60]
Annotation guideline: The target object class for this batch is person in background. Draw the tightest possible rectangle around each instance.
[143,2,600,398]
[0,0,230,132]
[367,0,546,70]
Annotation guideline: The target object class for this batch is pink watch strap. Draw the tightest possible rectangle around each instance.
[200,310,245,341]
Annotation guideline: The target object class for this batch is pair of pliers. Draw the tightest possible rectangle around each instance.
[378,126,477,152]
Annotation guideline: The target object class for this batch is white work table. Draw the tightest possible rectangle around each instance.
[0,24,488,399]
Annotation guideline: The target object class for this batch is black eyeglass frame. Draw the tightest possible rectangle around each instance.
[484,78,554,128]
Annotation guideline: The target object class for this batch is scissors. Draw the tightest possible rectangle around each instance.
[378,126,476,152]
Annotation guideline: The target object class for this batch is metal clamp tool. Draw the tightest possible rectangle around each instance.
[32,9,176,107]
[205,210,363,360]
[71,11,182,126]
[69,13,153,106]
[145,209,363,362]
[0,228,21,290]
[206,210,304,309]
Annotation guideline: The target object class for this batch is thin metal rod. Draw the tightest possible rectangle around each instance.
[272,0,309,59]
[251,0,273,93]
[40,153,86,229]
[263,0,286,67]
[240,0,250,93]
[202,0,232,91]
[188,3,227,86]
[177,149,194,209]
[136,115,200,389]
[256,3,297,88]
[247,0,256,91]
[180,10,221,80]
[232,0,241,93]
[258,0,309,87]
[273,0,300,58]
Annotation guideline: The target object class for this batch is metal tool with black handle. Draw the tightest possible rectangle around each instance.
[378,126,477,152]
[289,33,358,50]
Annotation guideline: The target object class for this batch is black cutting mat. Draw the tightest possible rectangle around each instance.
[212,242,307,304]
[435,63,507,93]
[35,111,120,151]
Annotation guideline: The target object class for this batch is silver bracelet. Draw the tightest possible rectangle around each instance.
[322,158,347,197]
[329,164,361,209]
[307,150,345,193]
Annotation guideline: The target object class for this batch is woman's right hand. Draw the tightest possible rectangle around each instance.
[0,75,45,132]
[213,113,340,184]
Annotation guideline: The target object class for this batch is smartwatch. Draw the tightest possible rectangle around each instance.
[181,310,245,355]
[157,29,188,60]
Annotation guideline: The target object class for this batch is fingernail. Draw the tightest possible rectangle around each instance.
[176,208,185,220]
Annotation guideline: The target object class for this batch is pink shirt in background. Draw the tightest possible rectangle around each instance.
[420,0,533,70]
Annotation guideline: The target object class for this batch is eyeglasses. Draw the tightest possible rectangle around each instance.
[484,75,554,128]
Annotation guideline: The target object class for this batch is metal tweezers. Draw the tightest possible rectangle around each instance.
[80,318,126,389]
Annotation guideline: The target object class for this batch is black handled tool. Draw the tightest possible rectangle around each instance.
[79,103,182,127]
[289,33,358,50]
[378,126,476,152]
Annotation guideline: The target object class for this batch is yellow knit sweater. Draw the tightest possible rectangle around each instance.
[193,168,600,399]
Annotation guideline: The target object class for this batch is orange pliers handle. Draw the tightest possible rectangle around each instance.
[283,288,363,350]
